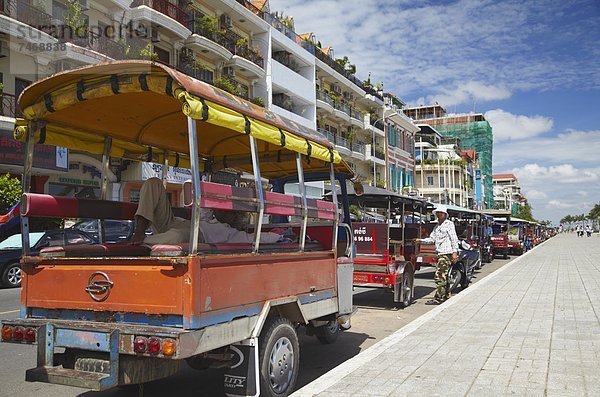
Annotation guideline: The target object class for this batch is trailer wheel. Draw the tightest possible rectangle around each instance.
[400,271,414,308]
[314,321,340,344]
[259,317,299,397]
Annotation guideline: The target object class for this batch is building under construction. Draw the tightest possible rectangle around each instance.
[404,105,494,208]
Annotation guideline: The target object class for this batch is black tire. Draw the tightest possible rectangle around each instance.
[314,321,340,344]
[503,253,508,259]
[259,317,299,397]
[399,271,414,308]
[2,263,22,288]
[448,265,462,293]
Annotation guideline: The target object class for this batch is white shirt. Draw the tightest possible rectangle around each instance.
[421,219,459,255]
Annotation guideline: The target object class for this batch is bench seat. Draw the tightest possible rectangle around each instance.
[40,244,151,258]
[39,241,324,258]
[150,241,324,256]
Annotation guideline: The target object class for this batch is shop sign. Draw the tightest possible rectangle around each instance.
[0,130,68,171]
[141,163,192,184]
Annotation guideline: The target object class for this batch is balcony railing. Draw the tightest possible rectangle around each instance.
[351,141,365,154]
[3,0,54,31]
[132,0,190,27]
[316,89,335,108]
[364,85,384,101]
[59,30,127,60]
[370,117,385,132]
[0,93,17,118]
[372,147,386,160]
[178,59,214,84]
[350,107,364,122]
[334,100,351,117]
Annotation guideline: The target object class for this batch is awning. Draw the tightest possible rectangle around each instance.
[15,61,353,178]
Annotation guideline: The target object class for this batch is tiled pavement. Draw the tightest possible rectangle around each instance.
[293,233,600,397]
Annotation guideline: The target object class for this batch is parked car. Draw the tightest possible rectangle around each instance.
[0,229,96,288]
[71,219,135,243]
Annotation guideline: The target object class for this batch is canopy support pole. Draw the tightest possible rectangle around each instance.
[249,136,264,254]
[98,137,112,244]
[187,117,201,255]
[329,163,339,253]
[296,154,307,252]
[162,150,169,188]
[21,122,35,256]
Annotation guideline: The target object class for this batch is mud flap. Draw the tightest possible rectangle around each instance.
[224,338,259,397]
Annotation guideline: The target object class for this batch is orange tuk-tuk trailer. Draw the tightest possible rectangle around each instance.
[0,61,356,396]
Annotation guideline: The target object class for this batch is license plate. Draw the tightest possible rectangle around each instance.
[416,257,423,263]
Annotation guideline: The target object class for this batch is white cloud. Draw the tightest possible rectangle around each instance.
[485,109,553,142]
[493,129,600,169]
[506,162,600,224]
[428,82,511,107]
[270,0,600,101]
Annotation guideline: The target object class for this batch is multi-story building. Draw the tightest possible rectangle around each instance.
[0,0,417,206]
[404,104,493,208]
[383,93,418,193]
[414,124,477,207]
[492,173,523,213]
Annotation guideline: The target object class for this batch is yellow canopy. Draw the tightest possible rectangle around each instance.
[15,61,353,178]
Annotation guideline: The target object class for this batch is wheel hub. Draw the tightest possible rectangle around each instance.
[269,336,294,393]
[7,266,21,286]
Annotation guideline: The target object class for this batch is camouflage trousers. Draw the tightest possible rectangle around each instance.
[434,254,452,302]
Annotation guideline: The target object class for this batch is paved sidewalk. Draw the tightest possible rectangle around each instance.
[293,234,600,397]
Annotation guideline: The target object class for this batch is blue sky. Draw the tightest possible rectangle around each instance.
[270,0,600,224]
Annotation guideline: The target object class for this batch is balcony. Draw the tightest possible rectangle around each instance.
[130,0,191,39]
[0,0,56,45]
[318,128,351,154]
[61,31,127,60]
[316,89,334,113]
[350,107,365,128]
[332,100,351,122]
[226,32,265,78]
[178,57,214,85]
[0,93,17,118]
[186,17,233,61]
[372,146,385,161]
[314,48,364,92]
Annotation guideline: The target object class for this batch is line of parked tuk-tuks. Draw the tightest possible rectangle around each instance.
[345,186,556,306]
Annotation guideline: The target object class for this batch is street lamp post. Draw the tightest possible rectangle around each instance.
[371,110,398,187]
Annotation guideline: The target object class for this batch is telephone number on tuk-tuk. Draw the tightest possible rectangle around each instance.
[354,236,374,242]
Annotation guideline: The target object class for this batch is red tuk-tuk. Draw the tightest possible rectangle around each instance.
[344,186,429,307]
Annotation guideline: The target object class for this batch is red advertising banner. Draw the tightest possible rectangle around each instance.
[0,130,68,171]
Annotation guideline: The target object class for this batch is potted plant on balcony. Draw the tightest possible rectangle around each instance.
[195,15,225,42]
[250,97,265,107]
[64,0,88,45]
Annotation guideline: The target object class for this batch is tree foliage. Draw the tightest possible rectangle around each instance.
[516,203,535,222]
[0,173,22,213]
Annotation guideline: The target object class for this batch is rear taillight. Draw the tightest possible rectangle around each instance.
[134,336,147,353]
[1,325,13,341]
[13,326,24,341]
[24,328,36,343]
[147,337,161,354]
[161,339,176,356]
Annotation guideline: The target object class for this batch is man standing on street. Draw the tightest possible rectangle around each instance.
[416,205,459,305]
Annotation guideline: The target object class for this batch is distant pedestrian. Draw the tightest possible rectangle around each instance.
[416,205,458,305]
[559,224,563,233]
[586,225,592,237]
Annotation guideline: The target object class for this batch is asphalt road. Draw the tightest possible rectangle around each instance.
[0,256,512,397]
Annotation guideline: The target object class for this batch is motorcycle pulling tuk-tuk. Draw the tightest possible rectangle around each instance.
[417,204,482,293]
[343,186,428,307]
[0,61,357,397]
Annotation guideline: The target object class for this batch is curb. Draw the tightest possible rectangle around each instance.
[292,238,552,396]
